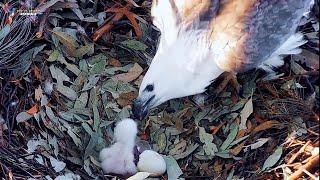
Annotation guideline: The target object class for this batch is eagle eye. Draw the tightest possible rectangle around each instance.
[145,84,154,92]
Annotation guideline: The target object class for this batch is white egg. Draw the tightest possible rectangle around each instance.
[137,150,167,176]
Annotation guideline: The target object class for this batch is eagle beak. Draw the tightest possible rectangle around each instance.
[132,95,155,120]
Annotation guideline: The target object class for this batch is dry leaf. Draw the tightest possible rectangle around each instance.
[236,129,250,140]
[230,141,246,156]
[213,160,223,172]
[49,156,66,172]
[52,28,79,56]
[116,91,138,107]
[239,98,253,130]
[244,138,270,152]
[250,120,283,136]
[35,86,44,101]
[108,58,122,67]
[34,65,44,81]
[127,172,152,180]
[111,63,143,82]
[211,121,226,136]
[27,105,39,114]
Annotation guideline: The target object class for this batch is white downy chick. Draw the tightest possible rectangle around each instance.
[99,118,138,175]
[137,150,167,176]
[113,118,138,147]
[99,142,137,175]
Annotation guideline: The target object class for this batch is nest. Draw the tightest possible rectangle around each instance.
[0,1,35,71]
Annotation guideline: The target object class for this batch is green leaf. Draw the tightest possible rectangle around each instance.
[163,155,185,180]
[199,127,218,156]
[239,97,253,130]
[92,105,100,131]
[57,85,78,101]
[82,122,94,136]
[83,159,95,177]
[52,27,79,54]
[67,128,83,148]
[262,145,284,171]
[47,50,61,62]
[220,123,238,151]
[87,54,108,65]
[173,144,199,160]
[49,156,66,172]
[81,74,100,91]
[194,110,209,126]
[157,133,167,153]
[16,112,33,123]
[74,44,95,58]
[226,167,235,180]
[74,92,88,109]
[84,132,99,159]
[90,58,106,75]
[120,39,148,51]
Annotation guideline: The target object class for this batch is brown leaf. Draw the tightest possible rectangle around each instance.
[139,133,150,141]
[250,120,283,136]
[108,58,122,67]
[161,113,174,126]
[254,115,266,124]
[10,78,25,90]
[116,91,138,107]
[211,121,226,136]
[35,86,44,101]
[184,109,193,119]
[52,28,79,57]
[175,118,184,131]
[230,140,246,156]
[213,160,223,172]
[27,105,39,114]
[111,63,143,82]
[236,129,249,140]
[34,65,44,81]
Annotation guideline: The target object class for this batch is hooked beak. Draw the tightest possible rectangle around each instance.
[132,95,155,120]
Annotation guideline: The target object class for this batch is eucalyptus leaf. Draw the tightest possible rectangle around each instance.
[121,39,148,51]
[220,123,239,151]
[49,156,66,172]
[239,98,253,130]
[199,127,218,156]
[262,145,284,171]
[157,133,167,153]
[163,155,185,180]
[16,112,33,123]
[81,74,100,91]
[74,92,88,108]
[173,144,199,160]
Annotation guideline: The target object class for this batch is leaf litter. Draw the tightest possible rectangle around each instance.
[0,0,318,180]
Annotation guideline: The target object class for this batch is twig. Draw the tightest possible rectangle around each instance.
[92,3,133,42]
[287,153,319,180]
[287,141,312,164]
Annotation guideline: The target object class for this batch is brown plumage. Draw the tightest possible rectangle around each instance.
[133,0,313,120]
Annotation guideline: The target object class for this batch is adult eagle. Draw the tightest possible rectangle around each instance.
[133,0,313,120]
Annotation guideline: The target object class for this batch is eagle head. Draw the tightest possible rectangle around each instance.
[132,28,223,120]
